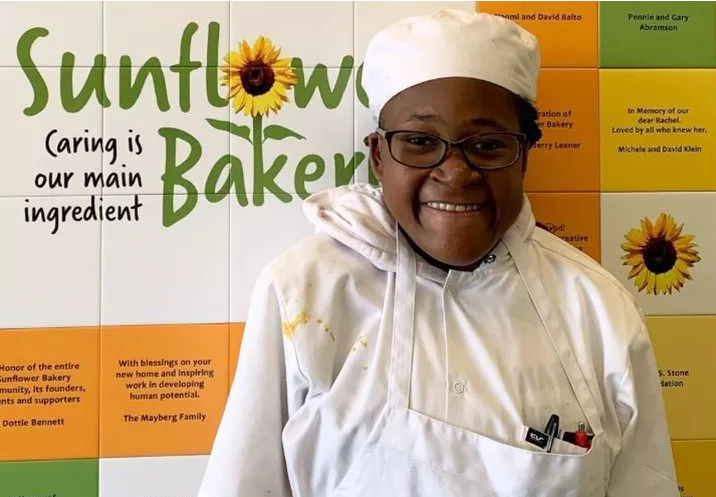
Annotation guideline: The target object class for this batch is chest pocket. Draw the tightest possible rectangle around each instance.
[332,404,608,497]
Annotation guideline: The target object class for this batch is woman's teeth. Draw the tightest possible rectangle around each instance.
[425,202,484,212]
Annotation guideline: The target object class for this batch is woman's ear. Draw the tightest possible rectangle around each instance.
[366,132,384,182]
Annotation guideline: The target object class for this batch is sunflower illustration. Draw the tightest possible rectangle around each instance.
[220,36,298,117]
[620,213,701,295]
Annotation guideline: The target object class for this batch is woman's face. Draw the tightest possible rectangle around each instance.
[368,77,529,271]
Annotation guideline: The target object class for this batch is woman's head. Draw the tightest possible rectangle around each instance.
[367,77,541,270]
[362,10,541,271]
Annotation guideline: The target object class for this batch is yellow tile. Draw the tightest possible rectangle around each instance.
[647,316,716,440]
[672,440,716,497]
[599,69,716,191]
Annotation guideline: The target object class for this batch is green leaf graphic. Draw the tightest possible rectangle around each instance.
[263,125,306,142]
[206,118,252,143]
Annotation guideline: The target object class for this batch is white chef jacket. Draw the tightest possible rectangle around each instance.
[197,183,679,497]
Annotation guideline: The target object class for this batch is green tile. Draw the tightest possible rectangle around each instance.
[0,459,98,497]
[599,1,716,67]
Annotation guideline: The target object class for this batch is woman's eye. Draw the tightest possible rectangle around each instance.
[473,140,504,151]
[406,135,435,146]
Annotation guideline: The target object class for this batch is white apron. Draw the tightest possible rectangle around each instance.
[330,223,610,497]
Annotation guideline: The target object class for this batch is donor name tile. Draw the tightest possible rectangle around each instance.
[3,417,66,428]
[499,13,583,22]
[617,145,703,153]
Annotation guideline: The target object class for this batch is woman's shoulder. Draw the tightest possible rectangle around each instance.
[530,226,647,370]
[531,226,635,306]
[266,232,385,288]
[259,233,387,389]
[261,233,388,334]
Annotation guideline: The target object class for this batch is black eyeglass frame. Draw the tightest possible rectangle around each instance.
[371,127,528,171]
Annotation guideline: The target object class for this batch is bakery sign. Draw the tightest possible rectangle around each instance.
[16,22,372,229]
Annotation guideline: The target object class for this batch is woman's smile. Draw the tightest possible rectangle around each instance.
[423,201,486,213]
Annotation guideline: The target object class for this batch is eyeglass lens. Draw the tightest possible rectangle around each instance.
[389,132,521,169]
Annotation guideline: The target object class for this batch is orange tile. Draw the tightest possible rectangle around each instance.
[527,192,601,262]
[99,323,229,458]
[477,1,598,67]
[526,69,600,192]
[0,327,99,461]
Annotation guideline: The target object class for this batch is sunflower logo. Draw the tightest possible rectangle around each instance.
[205,36,306,198]
[219,36,298,117]
[620,213,701,295]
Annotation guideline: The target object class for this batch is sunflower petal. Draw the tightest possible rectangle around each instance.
[627,263,644,279]
[638,218,649,239]
[679,252,701,264]
[265,48,281,64]
[634,267,649,291]
[673,235,695,248]
[240,40,253,61]
[665,220,682,241]
[273,56,292,67]
[654,273,666,295]
[254,36,266,59]
[677,259,694,278]
[623,228,648,248]
[623,253,645,267]
[654,213,668,237]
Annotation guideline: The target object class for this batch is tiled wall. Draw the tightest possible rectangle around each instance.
[0,1,714,496]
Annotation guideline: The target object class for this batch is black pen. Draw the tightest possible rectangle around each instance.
[544,414,560,453]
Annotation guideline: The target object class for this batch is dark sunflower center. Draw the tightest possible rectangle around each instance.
[240,63,275,96]
[642,237,677,274]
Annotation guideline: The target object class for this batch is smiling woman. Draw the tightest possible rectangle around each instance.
[367,76,538,271]
[198,9,679,497]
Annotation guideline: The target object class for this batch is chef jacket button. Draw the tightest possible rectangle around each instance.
[485,254,496,264]
[453,381,465,394]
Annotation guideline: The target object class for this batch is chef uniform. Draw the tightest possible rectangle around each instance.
[197,9,680,497]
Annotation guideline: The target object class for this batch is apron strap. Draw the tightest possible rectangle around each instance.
[388,227,416,409]
[503,227,605,435]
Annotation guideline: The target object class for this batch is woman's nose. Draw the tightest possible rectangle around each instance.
[431,148,484,188]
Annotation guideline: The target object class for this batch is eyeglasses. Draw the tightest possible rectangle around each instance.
[373,128,527,170]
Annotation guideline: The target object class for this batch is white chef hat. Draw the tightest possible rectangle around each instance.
[361,9,540,122]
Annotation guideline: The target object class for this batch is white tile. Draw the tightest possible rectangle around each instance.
[230,1,353,68]
[354,1,475,66]
[101,194,229,326]
[99,455,208,497]
[102,67,230,195]
[0,196,100,329]
[0,1,102,67]
[230,194,313,322]
[601,192,716,315]
[227,67,356,197]
[0,68,102,197]
[104,1,230,67]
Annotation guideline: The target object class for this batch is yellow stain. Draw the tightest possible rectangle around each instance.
[282,311,312,340]
[352,335,368,352]
[282,312,335,342]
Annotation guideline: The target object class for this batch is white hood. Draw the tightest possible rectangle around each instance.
[302,182,537,278]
